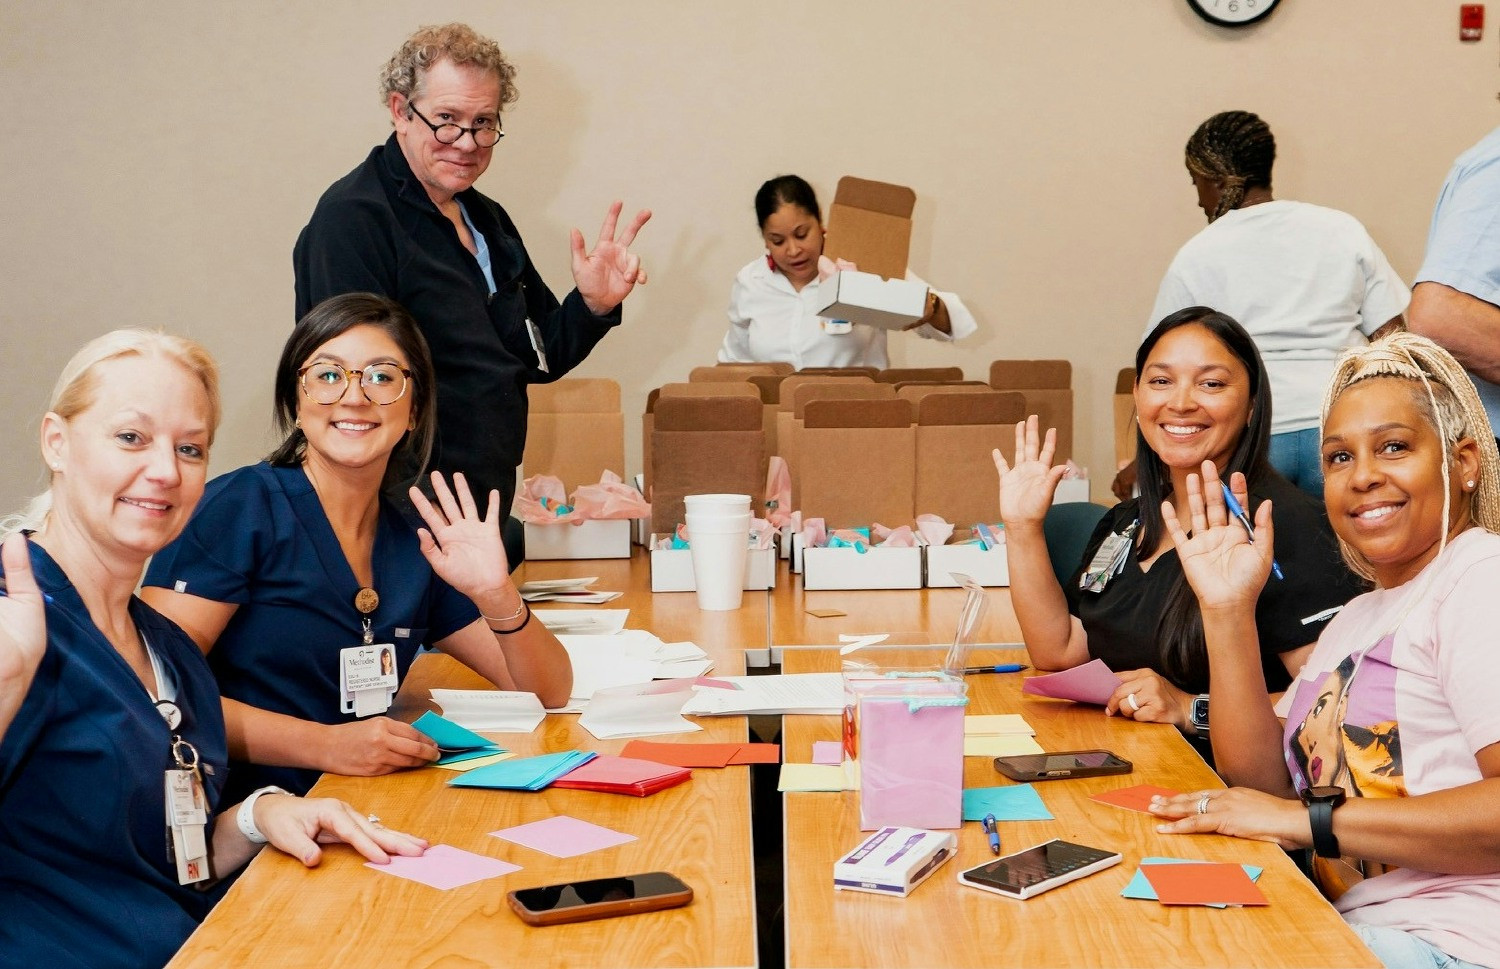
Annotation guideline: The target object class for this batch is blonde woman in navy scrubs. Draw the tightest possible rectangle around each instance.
[0,330,424,969]
[143,293,572,804]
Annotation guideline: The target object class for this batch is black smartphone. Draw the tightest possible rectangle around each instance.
[957,839,1122,900]
[992,749,1132,781]
[507,871,693,926]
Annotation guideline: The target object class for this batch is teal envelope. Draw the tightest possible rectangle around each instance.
[448,750,598,791]
[412,711,508,765]
[961,784,1053,822]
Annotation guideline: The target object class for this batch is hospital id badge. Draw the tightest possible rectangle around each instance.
[820,317,853,335]
[1080,521,1136,594]
[524,317,550,373]
[340,644,398,716]
[165,769,210,885]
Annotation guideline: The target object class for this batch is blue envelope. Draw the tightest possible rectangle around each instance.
[412,711,508,765]
[448,750,598,791]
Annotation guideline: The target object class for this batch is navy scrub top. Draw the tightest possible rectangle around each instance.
[144,462,478,801]
[0,542,230,969]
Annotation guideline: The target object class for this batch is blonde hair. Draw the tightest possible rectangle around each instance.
[379,23,518,111]
[1321,332,1500,581]
[0,329,221,540]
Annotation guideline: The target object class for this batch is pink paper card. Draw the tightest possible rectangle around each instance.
[812,740,843,765]
[1089,784,1183,814]
[620,740,738,768]
[491,815,637,858]
[1142,861,1269,906]
[1021,658,1123,705]
[365,844,520,890]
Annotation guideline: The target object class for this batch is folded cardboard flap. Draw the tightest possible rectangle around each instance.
[791,382,895,419]
[521,378,625,489]
[824,176,917,282]
[747,374,785,404]
[778,377,886,508]
[799,399,916,528]
[894,381,991,404]
[649,395,766,535]
[876,367,965,384]
[689,362,792,381]
[776,374,875,413]
[796,366,881,378]
[987,360,1072,391]
[802,397,913,429]
[916,391,1026,427]
[914,393,1021,529]
[644,383,760,505]
[1114,366,1137,468]
[988,360,1073,463]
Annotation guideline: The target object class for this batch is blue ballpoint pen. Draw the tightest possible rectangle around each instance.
[962,663,1028,675]
[981,814,1000,855]
[1220,482,1284,580]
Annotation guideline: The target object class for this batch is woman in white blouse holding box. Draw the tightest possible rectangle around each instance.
[719,175,976,370]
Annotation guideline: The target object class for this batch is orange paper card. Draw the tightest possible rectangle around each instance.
[727,743,782,765]
[620,741,738,768]
[1089,784,1182,814]
[1142,862,1269,907]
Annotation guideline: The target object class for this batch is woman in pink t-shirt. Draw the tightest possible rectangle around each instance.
[1150,333,1500,969]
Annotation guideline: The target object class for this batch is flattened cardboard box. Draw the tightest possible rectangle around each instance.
[817,176,929,330]
[914,392,1025,588]
[649,394,766,536]
[522,378,624,489]
[988,360,1073,464]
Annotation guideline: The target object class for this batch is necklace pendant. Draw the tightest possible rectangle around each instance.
[354,587,380,614]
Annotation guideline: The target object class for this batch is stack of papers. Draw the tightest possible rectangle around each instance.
[578,680,701,740]
[550,755,692,796]
[411,711,508,765]
[680,673,845,716]
[519,577,623,604]
[535,609,629,635]
[553,631,714,713]
[449,750,596,790]
[429,690,547,733]
[963,714,1044,757]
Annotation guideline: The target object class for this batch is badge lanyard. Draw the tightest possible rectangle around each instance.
[147,642,211,886]
[1080,520,1138,593]
[340,587,398,717]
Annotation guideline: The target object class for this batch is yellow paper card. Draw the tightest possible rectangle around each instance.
[964,714,1035,736]
[778,763,855,792]
[432,752,515,772]
[964,735,1045,757]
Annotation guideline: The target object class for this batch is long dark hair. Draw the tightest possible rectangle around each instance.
[1135,306,1274,690]
[1184,110,1276,222]
[268,293,437,495]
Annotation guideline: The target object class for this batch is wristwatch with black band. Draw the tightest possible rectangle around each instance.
[1300,786,1347,858]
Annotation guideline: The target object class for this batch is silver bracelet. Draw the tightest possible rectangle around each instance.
[235,785,290,845]
[480,600,526,624]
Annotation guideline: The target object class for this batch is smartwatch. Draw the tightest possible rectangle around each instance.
[1189,694,1210,735]
[1300,786,1347,858]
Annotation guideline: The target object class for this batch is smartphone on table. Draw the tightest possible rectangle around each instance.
[507,871,693,926]
[992,749,1131,781]
[958,839,1121,900]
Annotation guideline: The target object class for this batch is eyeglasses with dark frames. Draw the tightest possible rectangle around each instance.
[297,363,413,406]
[406,101,504,147]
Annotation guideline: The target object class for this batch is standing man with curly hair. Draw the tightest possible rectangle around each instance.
[294,24,650,555]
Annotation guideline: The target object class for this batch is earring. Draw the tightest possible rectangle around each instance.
[295,418,302,429]
[1467,480,1477,490]
[407,420,416,431]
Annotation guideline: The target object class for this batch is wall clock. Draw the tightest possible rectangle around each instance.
[1187,0,1280,27]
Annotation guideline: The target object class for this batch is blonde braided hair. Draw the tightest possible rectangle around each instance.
[1321,332,1500,581]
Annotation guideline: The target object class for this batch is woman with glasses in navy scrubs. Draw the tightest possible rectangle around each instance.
[0,330,424,969]
[143,293,572,805]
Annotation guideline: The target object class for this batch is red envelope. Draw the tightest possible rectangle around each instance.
[1089,784,1182,814]
[727,743,782,765]
[1142,862,1269,906]
[619,741,738,768]
[549,755,691,797]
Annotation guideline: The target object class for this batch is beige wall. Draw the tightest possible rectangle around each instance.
[2,1,1495,511]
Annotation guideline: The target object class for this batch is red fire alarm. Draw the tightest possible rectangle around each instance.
[1462,4,1484,41]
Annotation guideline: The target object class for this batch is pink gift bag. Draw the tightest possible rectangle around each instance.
[845,673,968,830]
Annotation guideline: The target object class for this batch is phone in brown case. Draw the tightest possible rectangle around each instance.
[507,871,693,926]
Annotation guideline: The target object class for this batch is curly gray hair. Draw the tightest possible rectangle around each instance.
[379,23,518,111]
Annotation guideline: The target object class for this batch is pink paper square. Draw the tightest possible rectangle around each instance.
[812,740,843,765]
[491,815,637,858]
[365,843,520,890]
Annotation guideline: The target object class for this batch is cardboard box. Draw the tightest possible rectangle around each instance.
[522,378,624,489]
[775,375,879,507]
[833,827,956,898]
[816,271,928,331]
[648,392,766,536]
[876,366,965,384]
[800,541,924,590]
[1113,366,1137,470]
[1053,477,1092,504]
[988,360,1073,463]
[926,543,1009,588]
[649,536,777,593]
[522,519,631,560]
[817,176,929,330]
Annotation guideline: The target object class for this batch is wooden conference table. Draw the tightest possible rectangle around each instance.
[171,551,1377,968]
